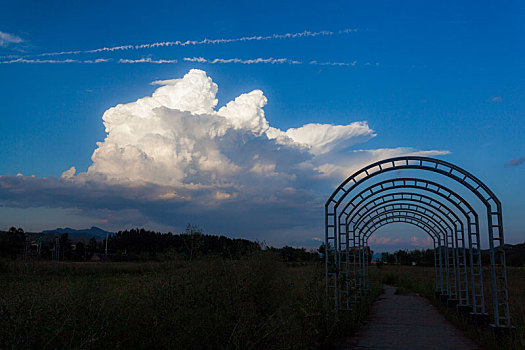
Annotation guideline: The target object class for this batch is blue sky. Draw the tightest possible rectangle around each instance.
[0,0,524,249]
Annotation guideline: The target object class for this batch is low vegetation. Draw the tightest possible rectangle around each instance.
[0,251,380,349]
[8,227,521,348]
[379,246,525,267]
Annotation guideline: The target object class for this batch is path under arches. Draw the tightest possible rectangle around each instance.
[340,285,477,349]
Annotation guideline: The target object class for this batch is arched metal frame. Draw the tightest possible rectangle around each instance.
[363,214,442,291]
[366,215,443,300]
[339,178,485,314]
[325,156,510,328]
[349,206,448,298]
[361,207,448,289]
[347,192,469,307]
[347,192,469,306]
[362,215,442,296]
[355,204,455,297]
[329,212,443,308]
[363,213,444,294]
[360,215,442,286]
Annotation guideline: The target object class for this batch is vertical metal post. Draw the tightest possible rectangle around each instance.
[486,204,510,327]
[433,239,439,292]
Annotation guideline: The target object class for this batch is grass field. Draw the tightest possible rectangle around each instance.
[370,265,525,350]
[5,256,518,349]
[0,254,380,349]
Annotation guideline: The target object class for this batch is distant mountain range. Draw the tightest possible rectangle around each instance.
[41,226,113,240]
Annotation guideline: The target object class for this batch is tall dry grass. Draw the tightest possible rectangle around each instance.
[0,254,379,349]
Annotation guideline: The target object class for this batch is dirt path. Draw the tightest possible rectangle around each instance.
[340,285,477,349]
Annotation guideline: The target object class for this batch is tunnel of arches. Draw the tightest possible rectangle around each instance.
[324,156,511,329]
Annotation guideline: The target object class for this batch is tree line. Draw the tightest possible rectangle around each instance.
[0,226,320,262]
[379,249,435,266]
[379,246,525,267]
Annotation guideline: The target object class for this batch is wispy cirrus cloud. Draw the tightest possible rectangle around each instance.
[0,31,23,47]
[118,58,177,64]
[310,61,379,67]
[0,56,377,67]
[183,57,302,65]
[3,28,356,58]
[309,60,356,66]
[0,27,372,68]
[0,58,111,64]
[505,157,525,167]
[183,57,378,67]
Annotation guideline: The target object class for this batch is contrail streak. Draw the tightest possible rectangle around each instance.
[183,57,301,64]
[0,56,375,67]
[16,28,356,58]
[0,58,111,64]
[309,60,357,66]
[183,57,371,66]
[118,58,177,64]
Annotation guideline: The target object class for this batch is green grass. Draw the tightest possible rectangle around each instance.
[0,254,377,349]
[370,265,525,350]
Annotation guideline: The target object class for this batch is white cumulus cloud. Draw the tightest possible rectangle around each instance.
[82,69,314,192]
[0,69,448,244]
[79,69,400,192]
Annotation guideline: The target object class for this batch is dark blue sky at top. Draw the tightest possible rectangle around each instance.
[0,0,524,247]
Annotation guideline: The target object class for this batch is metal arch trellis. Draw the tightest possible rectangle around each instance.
[365,216,440,246]
[357,212,446,303]
[337,178,485,315]
[340,205,449,309]
[325,156,510,328]
[346,192,470,308]
[338,204,450,308]
[360,207,449,289]
[364,216,443,273]
[354,203,457,298]
[361,209,447,290]
[364,212,443,290]
[327,211,444,310]
[363,214,443,277]
[363,213,445,293]
[363,216,443,297]
[346,192,468,306]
